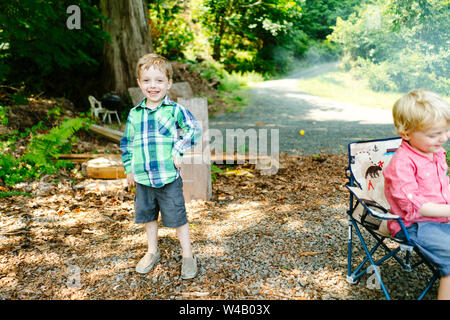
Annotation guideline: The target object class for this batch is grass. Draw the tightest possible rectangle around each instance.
[297,68,403,110]
[189,59,265,114]
[217,70,264,113]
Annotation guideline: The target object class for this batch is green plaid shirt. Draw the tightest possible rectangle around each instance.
[120,96,201,188]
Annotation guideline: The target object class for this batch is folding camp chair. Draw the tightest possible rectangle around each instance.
[345,137,440,300]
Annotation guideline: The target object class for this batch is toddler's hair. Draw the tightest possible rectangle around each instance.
[136,53,173,81]
[392,88,450,135]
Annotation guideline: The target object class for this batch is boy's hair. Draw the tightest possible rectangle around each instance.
[392,88,450,135]
[136,53,173,81]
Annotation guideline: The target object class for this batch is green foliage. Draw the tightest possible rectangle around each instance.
[23,117,86,167]
[210,164,224,183]
[298,0,363,40]
[188,0,361,75]
[0,105,8,125]
[194,0,304,74]
[329,0,449,95]
[0,190,32,198]
[0,117,90,186]
[0,0,108,100]
[148,0,194,60]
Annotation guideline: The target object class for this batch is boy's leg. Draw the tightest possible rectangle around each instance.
[438,275,450,300]
[145,220,159,254]
[134,183,161,273]
[177,222,198,279]
[176,222,193,258]
[136,220,161,274]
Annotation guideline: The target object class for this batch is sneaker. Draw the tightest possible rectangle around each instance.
[135,249,161,274]
[181,255,198,279]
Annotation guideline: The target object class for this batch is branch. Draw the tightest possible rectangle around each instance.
[241,0,262,7]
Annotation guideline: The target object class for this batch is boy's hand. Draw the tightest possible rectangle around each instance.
[126,173,136,191]
[173,156,182,170]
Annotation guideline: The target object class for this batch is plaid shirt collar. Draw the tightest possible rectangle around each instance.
[136,95,175,111]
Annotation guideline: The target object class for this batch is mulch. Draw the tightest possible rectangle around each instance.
[1,147,438,300]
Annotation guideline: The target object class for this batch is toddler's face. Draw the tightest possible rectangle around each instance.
[137,66,172,108]
[402,120,449,157]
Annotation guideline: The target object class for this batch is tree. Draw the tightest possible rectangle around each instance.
[0,0,107,104]
[99,0,153,97]
[197,0,303,73]
[148,0,194,60]
[329,0,449,94]
[298,0,362,40]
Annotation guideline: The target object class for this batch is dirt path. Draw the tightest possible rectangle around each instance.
[209,63,397,155]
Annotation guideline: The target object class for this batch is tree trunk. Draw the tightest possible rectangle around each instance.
[99,0,153,98]
[212,15,225,61]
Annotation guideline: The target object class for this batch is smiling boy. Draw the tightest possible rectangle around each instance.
[120,53,201,279]
[383,88,450,299]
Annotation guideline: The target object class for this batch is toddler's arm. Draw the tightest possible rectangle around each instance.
[419,203,450,217]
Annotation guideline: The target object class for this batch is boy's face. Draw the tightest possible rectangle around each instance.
[401,119,449,157]
[137,66,172,108]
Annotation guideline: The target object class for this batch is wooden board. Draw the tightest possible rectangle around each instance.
[83,155,126,179]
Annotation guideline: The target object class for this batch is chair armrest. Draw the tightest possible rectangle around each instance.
[362,203,400,220]
[346,185,401,220]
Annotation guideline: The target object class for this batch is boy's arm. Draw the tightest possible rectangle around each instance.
[418,203,450,217]
[172,104,202,159]
[384,158,431,220]
[120,112,135,175]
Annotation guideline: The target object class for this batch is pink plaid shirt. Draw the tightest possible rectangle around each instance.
[383,140,450,236]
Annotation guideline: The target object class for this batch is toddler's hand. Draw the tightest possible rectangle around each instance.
[126,173,136,191]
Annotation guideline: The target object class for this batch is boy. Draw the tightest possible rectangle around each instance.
[383,88,450,299]
[120,53,201,279]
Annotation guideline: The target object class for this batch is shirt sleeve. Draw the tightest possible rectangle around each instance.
[120,112,135,174]
[172,104,202,158]
[384,157,431,221]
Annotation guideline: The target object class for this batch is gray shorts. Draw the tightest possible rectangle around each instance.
[134,177,188,228]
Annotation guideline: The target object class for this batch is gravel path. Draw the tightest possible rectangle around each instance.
[210,63,398,155]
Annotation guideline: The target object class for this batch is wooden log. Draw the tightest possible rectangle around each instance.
[60,152,275,164]
[83,155,126,179]
[59,153,114,162]
[88,124,123,143]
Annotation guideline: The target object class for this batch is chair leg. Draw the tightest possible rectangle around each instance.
[350,219,392,299]
[114,111,121,125]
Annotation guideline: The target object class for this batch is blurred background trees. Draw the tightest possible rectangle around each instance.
[0,0,448,109]
[329,0,449,95]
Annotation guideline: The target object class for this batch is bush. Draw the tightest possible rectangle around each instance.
[353,58,398,92]
[329,0,449,95]
[0,117,90,186]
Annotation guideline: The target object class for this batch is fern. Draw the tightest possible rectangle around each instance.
[0,117,90,186]
[23,117,86,168]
